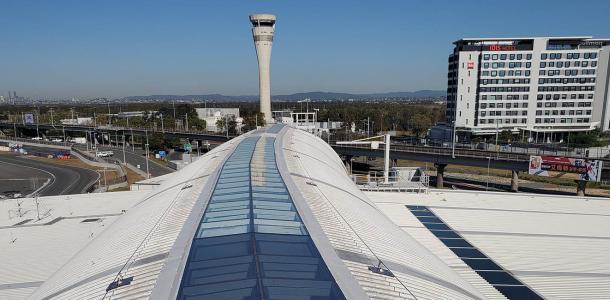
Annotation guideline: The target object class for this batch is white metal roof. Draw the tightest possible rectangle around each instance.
[8,126,606,299]
[0,191,145,299]
[368,190,610,300]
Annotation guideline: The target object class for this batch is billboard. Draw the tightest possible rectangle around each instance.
[529,155,603,182]
[24,113,35,124]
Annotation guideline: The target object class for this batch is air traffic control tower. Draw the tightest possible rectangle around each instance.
[250,14,276,123]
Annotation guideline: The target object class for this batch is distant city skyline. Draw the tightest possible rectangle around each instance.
[1,0,610,98]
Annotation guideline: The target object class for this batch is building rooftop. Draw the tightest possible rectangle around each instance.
[1,125,608,299]
[368,189,610,300]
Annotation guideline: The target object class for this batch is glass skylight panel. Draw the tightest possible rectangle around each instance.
[178,130,345,299]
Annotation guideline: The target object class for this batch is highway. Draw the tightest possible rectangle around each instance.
[0,154,100,196]
[93,146,174,177]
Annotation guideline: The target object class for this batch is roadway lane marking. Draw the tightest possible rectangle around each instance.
[0,159,56,197]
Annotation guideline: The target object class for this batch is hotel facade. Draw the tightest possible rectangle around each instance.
[446,37,610,139]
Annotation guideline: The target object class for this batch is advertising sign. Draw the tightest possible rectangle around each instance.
[529,155,603,182]
[24,113,35,124]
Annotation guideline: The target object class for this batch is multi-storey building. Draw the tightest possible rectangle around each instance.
[446,37,610,140]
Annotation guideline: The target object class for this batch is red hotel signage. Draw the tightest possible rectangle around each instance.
[467,62,474,69]
[484,44,517,51]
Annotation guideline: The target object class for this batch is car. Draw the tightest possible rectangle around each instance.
[51,138,63,142]
[96,151,114,157]
[31,137,43,140]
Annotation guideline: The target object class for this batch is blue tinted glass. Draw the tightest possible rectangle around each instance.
[177,131,345,299]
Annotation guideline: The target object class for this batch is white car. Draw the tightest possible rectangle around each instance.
[51,138,63,142]
[96,151,114,157]
[31,137,43,140]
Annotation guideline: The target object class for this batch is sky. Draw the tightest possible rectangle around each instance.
[1,0,610,99]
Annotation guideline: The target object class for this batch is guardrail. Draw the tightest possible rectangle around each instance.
[0,121,233,139]
[332,142,610,168]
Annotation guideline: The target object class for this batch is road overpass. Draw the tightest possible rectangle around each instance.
[332,143,609,195]
[0,122,231,144]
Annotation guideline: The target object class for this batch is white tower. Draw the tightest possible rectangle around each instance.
[250,14,276,123]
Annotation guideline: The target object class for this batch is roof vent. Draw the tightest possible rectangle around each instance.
[81,218,102,223]
[106,276,133,292]
[368,261,395,277]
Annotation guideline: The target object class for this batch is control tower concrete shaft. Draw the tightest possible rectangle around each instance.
[250,14,276,123]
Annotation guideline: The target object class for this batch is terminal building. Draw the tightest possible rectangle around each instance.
[2,124,609,299]
[446,36,610,140]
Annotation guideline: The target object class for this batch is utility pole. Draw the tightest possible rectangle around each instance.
[172,100,176,120]
[145,129,150,179]
[122,135,126,166]
[495,121,499,157]
[226,115,229,139]
[160,113,164,133]
[107,102,111,126]
[451,121,456,159]
[131,128,134,151]
[50,108,54,126]
[185,113,188,132]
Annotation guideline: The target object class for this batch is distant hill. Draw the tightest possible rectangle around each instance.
[121,90,445,102]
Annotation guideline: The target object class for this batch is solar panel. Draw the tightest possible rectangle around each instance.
[406,205,543,300]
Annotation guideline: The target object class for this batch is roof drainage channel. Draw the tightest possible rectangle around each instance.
[406,205,544,300]
[177,127,345,299]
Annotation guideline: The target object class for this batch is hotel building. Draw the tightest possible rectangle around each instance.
[446,37,610,139]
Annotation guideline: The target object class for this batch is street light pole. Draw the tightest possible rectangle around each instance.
[145,129,150,179]
[122,135,126,166]
[486,156,491,191]
[451,121,456,159]
[160,113,164,133]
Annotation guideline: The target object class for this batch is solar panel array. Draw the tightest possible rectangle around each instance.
[177,127,345,299]
[406,205,543,300]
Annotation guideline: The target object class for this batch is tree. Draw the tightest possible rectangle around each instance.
[499,130,513,143]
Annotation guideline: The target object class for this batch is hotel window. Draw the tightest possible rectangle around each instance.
[540,62,546,68]
[510,54,515,60]
[525,70,530,76]
[526,54,531,60]
[492,54,498,60]
[541,53,548,60]
[567,53,573,59]
[584,53,590,59]
[500,54,507,60]
[592,61,597,67]
[484,54,490,60]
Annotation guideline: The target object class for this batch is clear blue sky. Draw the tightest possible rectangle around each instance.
[1,0,609,98]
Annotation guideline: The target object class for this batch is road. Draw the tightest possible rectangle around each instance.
[93,146,174,177]
[0,154,100,196]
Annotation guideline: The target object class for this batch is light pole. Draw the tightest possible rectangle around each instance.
[122,135,126,166]
[160,113,164,133]
[451,120,456,159]
[145,129,150,179]
[486,156,491,191]
[131,128,134,151]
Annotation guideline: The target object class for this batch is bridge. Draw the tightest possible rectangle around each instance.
[332,142,609,195]
[0,122,231,144]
